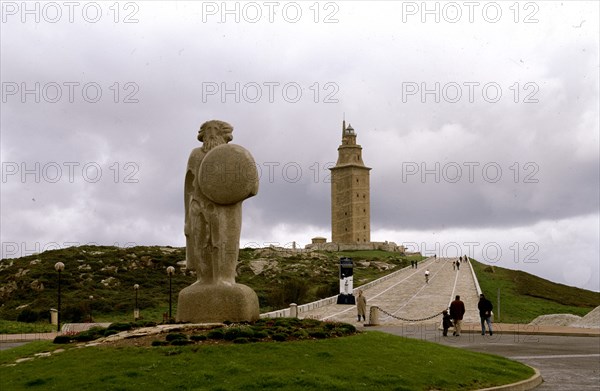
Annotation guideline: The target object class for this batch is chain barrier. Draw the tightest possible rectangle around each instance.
[375,306,444,322]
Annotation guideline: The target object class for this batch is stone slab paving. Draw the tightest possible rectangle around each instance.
[298,257,481,326]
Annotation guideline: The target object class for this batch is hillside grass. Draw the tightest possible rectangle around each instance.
[472,260,600,323]
[0,331,534,391]
[0,246,423,326]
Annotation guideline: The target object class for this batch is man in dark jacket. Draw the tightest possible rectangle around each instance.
[478,293,494,335]
[449,295,465,336]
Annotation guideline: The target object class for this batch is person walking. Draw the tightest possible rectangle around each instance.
[356,290,367,322]
[456,258,460,270]
[425,269,430,284]
[449,295,465,336]
[478,293,494,335]
[452,261,456,270]
[442,310,453,337]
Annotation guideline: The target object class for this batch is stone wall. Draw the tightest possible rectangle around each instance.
[304,241,407,253]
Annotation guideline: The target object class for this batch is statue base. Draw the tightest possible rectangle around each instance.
[176,282,260,323]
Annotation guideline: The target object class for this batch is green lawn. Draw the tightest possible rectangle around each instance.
[472,260,599,323]
[0,332,533,391]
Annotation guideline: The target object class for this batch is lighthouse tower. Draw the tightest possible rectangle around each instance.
[330,121,371,244]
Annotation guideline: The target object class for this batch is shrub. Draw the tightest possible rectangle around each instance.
[315,282,338,299]
[17,309,39,323]
[207,329,225,339]
[108,322,133,332]
[308,330,328,339]
[170,339,193,346]
[62,306,84,323]
[165,333,187,342]
[253,331,268,339]
[339,324,356,334]
[233,337,249,344]
[103,329,118,337]
[190,335,207,341]
[292,329,309,339]
[53,335,71,344]
[272,333,288,342]
[72,327,106,342]
[300,318,322,328]
[224,327,254,341]
[151,340,168,346]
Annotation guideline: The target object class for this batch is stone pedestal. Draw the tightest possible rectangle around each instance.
[176,282,259,323]
[368,306,380,326]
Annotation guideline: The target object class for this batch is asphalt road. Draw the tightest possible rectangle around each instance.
[373,325,600,390]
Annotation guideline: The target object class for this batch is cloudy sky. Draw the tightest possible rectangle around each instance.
[1,1,599,291]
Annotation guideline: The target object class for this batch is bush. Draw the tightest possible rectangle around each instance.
[272,333,288,342]
[233,337,249,344]
[339,324,356,334]
[224,327,254,341]
[190,335,207,341]
[266,278,309,309]
[207,329,225,339]
[253,331,268,339]
[103,329,118,337]
[151,340,169,346]
[107,322,133,332]
[308,330,328,339]
[315,282,338,299]
[292,329,309,339]
[170,339,193,346]
[72,327,106,342]
[17,309,39,323]
[166,333,187,342]
[53,335,71,344]
[62,306,84,323]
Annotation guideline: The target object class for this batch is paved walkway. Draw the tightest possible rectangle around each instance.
[298,257,480,325]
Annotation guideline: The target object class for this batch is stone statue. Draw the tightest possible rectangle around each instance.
[177,120,260,323]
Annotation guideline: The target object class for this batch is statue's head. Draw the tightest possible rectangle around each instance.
[198,120,233,151]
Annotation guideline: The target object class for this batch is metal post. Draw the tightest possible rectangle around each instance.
[169,274,172,320]
[134,284,139,321]
[89,295,93,322]
[166,266,175,323]
[497,287,500,321]
[57,270,61,332]
[54,262,65,333]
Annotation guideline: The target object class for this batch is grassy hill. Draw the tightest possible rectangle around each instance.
[2,245,598,328]
[0,245,420,326]
[471,260,600,323]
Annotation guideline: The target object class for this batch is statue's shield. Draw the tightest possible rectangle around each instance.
[199,144,259,205]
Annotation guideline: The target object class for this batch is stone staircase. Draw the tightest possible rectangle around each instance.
[295,257,481,326]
